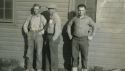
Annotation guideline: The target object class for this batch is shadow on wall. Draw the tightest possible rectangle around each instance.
[62,11,76,71]
[21,27,28,69]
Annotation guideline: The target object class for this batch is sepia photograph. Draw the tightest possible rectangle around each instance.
[0,0,125,71]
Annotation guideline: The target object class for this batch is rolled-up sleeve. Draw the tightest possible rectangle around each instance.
[88,17,96,35]
[23,16,31,34]
[42,15,47,26]
[53,13,62,39]
[67,17,75,39]
[40,15,47,30]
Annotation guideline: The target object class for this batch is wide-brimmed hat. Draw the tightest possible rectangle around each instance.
[47,4,57,9]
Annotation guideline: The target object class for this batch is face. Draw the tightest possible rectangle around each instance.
[33,6,40,15]
[48,8,56,15]
[78,7,86,16]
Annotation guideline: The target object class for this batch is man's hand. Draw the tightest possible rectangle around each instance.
[88,35,93,40]
[38,30,44,35]
[88,31,95,41]
[69,35,73,40]
[52,36,58,41]
[25,31,28,35]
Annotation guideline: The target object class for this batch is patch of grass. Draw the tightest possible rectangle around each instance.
[0,58,25,71]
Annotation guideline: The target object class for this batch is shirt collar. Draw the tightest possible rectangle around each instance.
[77,15,87,19]
[33,14,41,17]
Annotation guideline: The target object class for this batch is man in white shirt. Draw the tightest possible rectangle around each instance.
[23,4,47,71]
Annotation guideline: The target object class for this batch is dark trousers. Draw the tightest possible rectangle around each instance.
[72,36,89,69]
[45,34,60,71]
[26,31,43,69]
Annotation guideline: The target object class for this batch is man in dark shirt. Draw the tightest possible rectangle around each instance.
[45,4,62,71]
[67,4,95,71]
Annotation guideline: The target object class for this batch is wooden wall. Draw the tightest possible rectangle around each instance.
[89,0,125,69]
[15,0,70,68]
[0,0,125,69]
[0,0,70,68]
[15,0,69,27]
[0,23,24,61]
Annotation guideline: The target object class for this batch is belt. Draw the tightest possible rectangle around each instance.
[73,35,88,40]
[46,33,54,35]
[29,29,40,32]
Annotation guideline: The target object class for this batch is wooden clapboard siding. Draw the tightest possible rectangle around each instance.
[86,0,97,21]
[0,0,125,69]
[0,26,24,61]
[90,0,125,69]
[15,0,69,28]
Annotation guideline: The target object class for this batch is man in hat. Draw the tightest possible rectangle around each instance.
[67,4,95,71]
[45,4,62,71]
[23,4,47,71]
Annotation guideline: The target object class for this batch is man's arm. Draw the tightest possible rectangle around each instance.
[23,16,31,34]
[89,18,95,36]
[39,15,47,35]
[67,18,74,40]
[41,15,47,26]
[53,13,62,41]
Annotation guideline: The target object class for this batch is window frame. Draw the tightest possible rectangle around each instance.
[68,0,97,22]
[0,0,14,23]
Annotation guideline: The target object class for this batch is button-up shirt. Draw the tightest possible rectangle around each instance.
[23,14,47,33]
